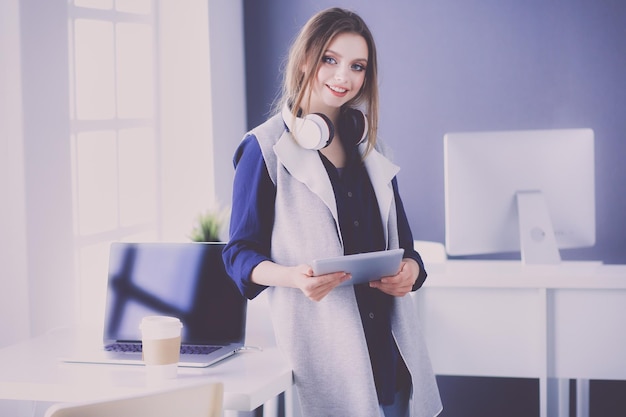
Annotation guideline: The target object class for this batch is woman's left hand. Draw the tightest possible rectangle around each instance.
[368,258,419,297]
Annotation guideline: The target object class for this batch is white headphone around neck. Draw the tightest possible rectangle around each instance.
[281,103,368,150]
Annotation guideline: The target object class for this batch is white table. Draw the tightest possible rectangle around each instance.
[415,260,626,417]
[0,326,292,413]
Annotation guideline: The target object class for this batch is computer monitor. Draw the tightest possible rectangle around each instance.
[444,128,595,264]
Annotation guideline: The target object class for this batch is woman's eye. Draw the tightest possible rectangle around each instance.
[322,56,336,65]
[352,63,366,72]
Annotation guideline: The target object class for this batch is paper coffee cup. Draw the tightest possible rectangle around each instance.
[139,316,183,379]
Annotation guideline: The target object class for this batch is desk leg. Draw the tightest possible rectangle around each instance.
[541,290,570,417]
[544,378,569,417]
[556,379,570,417]
[539,379,545,417]
[541,289,573,417]
[539,289,549,417]
[577,379,590,417]
[285,384,301,417]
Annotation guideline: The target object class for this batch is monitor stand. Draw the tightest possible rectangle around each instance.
[516,190,561,265]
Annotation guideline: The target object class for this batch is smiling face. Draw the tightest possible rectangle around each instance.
[306,32,368,116]
[283,8,380,150]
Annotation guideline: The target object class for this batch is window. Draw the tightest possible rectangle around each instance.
[68,0,214,327]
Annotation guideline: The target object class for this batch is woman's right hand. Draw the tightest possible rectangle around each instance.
[293,264,351,302]
[250,260,350,302]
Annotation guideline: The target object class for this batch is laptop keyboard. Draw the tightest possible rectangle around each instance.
[105,343,142,353]
[180,345,221,355]
[105,343,221,355]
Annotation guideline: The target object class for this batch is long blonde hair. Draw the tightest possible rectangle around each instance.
[278,7,379,153]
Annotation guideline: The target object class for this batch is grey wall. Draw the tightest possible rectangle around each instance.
[243,0,626,264]
[242,1,626,416]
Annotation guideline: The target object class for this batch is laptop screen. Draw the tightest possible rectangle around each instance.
[103,242,246,346]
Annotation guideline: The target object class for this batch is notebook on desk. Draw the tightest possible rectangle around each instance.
[62,241,247,368]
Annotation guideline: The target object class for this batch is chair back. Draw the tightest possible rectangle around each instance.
[44,382,223,417]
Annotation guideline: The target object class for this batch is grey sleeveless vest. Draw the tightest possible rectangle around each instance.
[247,113,442,417]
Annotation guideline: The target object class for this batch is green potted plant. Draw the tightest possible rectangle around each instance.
[189,204,230,242]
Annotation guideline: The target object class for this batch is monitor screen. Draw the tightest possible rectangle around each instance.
[444,128,595,264]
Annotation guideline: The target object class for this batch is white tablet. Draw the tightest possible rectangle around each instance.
[311,248,404,287]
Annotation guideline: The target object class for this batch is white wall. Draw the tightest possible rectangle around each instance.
[159,0,216,241]
[159,0,246,239]
[20,0,76,338]
[0,0,30,348]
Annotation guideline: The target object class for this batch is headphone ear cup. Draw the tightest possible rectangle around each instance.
[337,108,368,147]
[306,113,335,149]
[282,104,334,150]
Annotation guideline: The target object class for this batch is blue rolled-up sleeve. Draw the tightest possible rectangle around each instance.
[222,135,276,299]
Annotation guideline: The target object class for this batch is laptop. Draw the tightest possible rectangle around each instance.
[62,242,247,368]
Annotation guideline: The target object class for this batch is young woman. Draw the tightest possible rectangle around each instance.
[223,7,442,417]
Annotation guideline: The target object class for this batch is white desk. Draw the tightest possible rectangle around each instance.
[415,260,626,417]
[0,326,292,413]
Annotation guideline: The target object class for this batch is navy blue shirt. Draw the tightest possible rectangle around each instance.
[222,134,427,405]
